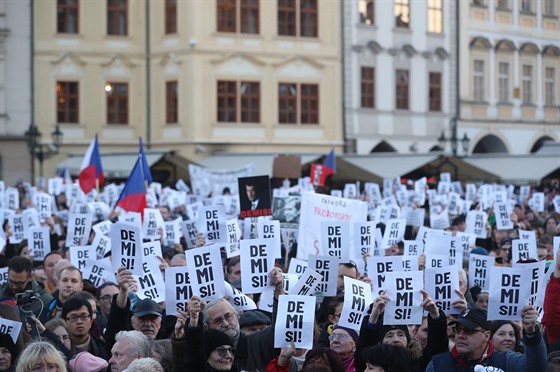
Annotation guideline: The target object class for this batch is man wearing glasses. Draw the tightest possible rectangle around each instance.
[96,282,119,335]
[0,257,53,319]
[62,295,109,360]
[426,307,547,371]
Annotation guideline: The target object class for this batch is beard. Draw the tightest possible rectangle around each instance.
[223,323,241,346]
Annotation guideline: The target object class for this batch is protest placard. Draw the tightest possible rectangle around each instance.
[465,211,488,239]
[134,258,166,302]
[423,254,448,269]
[308,255,339,296]
[196,205,227,245]
[320,221,350,261]
[81,259,116,288]
[468,254,494,290]
[163,218,182,246]
[180,220,198,249]
[513,260,546,317]
[142,208,165,240]
[118,212,142,229]
[383,271,423,325]
[142,240,162,259]
[456,232,476,260]
[449,237,462,269]
[258,219,281,258]
[424,267,461,314]
[338,277,373,331]
[488,266,531,320]
[274,295,315,349]
[519,229,536,242]
[0,317,22,343]
[66,214,93,247]
[366,256,403,295]
[238,175,272,219]
[531,192,545,212]
[186,244,226,301]
[353,221,376,258]
[403,207,425,227]
[243,217,259,240]
[23,209,40,230]
[512,239,538,262]
[430,209,450,230]
[403,240,422,257]
[424,231,451,256]
[494,202,514,230]
[27,227,50,261]
[0,267,8,286]
[380,218,406,249]
[164,267,192,316]
[110,222,143,276]
[70,246,95,272]
[224,218,241,258]
[289,268,322,296]
[8,214,25,244]
[553,195,560,213]
[91,233,111,260]
[224,281,257,312]
[92,220,112,238]
[240,239,275,294]
[34,192,52,223]
[401,256,418,271]
[5,187,19,210]
[288,258,307,279]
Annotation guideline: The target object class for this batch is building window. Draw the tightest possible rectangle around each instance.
[522,65,533,104]
[473,60,485,101]
[496,0,509,10]
[56,82,79,123]
[106,83,128,124]
[544,0,557,16]
[520,0,532,13]
[165,0,177,34]
[361,67,375,108]
[545,67,555,106]
[427,0,442,33]
[429,72,441,112]
[217,0,259,34]
[394,0,409,28]
[498,62,510,103]
[472,0,486,6]
[166,81,178,124]
[359,0,374,25]
[107,0,127,36]
[278,83,319,124]
[217,81,260,123]
[396,69,409,110]
[278,0,317,37]
[57,0,79,34]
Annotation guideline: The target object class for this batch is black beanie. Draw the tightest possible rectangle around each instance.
[202,329,234,360]
[0,333,17,357]
[379,324,411,344]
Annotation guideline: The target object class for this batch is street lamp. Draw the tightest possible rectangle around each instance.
[24,124,64,180]
[438,131,471,157]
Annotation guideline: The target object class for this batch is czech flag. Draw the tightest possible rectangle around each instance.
[310,148,336,187]
[115,155,147,213]
[79,135,104,193]
[139,137,153,185]
[58,167,72,184]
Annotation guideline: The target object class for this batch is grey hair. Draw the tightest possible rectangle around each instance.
[15,341,67,372]
[115,330,152,358]
[126,358,164,372]
[202,298,236,326]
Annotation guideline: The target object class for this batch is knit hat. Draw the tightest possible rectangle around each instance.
[361,344,412,371]
[69,352,109,372]
[0,334,17,357]
[378,324,411,344]
[202,329,234,360]
[332,324,359,344]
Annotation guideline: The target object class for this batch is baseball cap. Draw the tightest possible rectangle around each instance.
[449,308,490,331]
[132,299,161,317]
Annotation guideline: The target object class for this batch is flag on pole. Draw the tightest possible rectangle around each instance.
[59,167,72,184]
[115,156,147,213]
[310,148,336,187]
[79,135,104,193]
[139,137,153,185]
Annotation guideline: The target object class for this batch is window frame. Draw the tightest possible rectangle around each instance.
[498,62,510,103]
[300,0,318,37]
[428,72,442,112]
[544,67,555,106]
[427,0,443,33]
[240,81,260,123]
[522,64,533,105]
[217,80,261,123]
[395,69,409,110]
[394,0,410,29]
[278,82,319,125]
[543,0,557,16]
[240,0,259,34]
[166,81,178,124]
[520,0,533,13]
[473,60,485,102]
[56,81,79,124]
[107,0,128,36]
[361,66,375,109]
[496,0,510,11]
[300,83,319,124]
[106,82,129,125]
[57,0,79,34]
[277,0,318,38]
[358,0,375,25]
[165,0,177,34]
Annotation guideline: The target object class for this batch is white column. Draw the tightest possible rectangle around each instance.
[512,49,521,118]
[536,52,544,119]
[513,0,519,30]
[487,47,498,117]
[536,0,542,30]
[488,0,495,23]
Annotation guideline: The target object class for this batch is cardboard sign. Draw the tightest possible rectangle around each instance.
[353,221,376,258]
[383,271,423,325]
[465,211,488,239]
[308,255,339,296]
[70,246,95,272]
[494,202,514,230]
[272,196,301,229]
[243,217,258,240]
[320,221,351,261]
[468,254,494,290]
[186,244,226,301]
[0,267,8,287]
[34,192,52,223]
[134,259,166,302]
[239,239,275,294]
[403,207,425,227]
[424,254,449,269]
[142,240,163,259]
[163,219,182,246]
[424,232,451,255]
[380,218,406,249]
[488,266,531,320]
[367,256,403,295]
[92,220,112,238]
[27,226,50,261]
[430,209,450,230]
[118,212,142,230]
[0,317,22,343]
[519,229,536,243]
[82,259,116,288]
[338,277,373,331]
[238,175,272,219]
[196,206,228,244]
[258,220,281,258]
[289,268,322,296]
[181,220,198,249]
[401,256,418,271]
[91,233,111,260]
[513,260,546,317]
[288,258,308,279]
[66,214,93,247]
[224,281,257,311]
[142,208,165,240]
[225,219,241,258]
[111,222,144,276]
[5,187,19,210]
[274,295,315,349]
[403,240,422,257]
[531,192,545,212]
[424,267,461,314]
[8,214,25,244]
[164,267,192,316]
[456,232,476,260]
[512,239,538,262]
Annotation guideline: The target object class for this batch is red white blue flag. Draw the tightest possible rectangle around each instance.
[310,148,336,187]
[79,135,104,193]
[115,155,147,213]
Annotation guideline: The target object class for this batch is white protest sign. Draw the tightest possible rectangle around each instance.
[225,219,241,258]
[465,211,488,239]
[488,266,531,320]
[289,268,322,296]
[66,214,93,247]
[48,177,64,196]
[27,226,50,261]
[274,295,316,349]
[367,256,403,295]
[23,209,40,230]
[424,254,449,270]
[5,187,19,210]
[553,195,560,213]
[401,256,418,271]
[320,221,350,262]
[196,206,228,244]
[354,221,376,258]
[468,254,494,290]
[372,227,384,257]
[164,267,192,316]
[404,240,422,257]
[111,222,144,276]
[519,229,536,243]
[7,214,25,244]
[403,207,424,227]
[512,239,538,262]
[34,192,52,223]
[70,246,95,272]
[297,192,367,259]
[239,239,275,294]
[258,219,281,258]
[383,271,423,325]
[449,237,463,269]
[425,267,461,314]
[82,259,116,288]
[380,218,406,249]
[424,232,451,256]
[181,220,198,249]
[142,208,165,240]
[92,220,112,238]
[456,232,476,260]
[308,255,339,296]
[186,244,226,301]
[288,258,308,279]
[142,240,162,259]
[118,212,142,229]
[0,317,22,343]
[163,218,182,246]
[0,267,8,286]
[494,202,514,230]
[531,192,545,212]
[91,233,111,260]
[338,277,373,331]
[224,281,257,311]
[430,209,450,230]
[513,260,546,318]
[134,259,166,302]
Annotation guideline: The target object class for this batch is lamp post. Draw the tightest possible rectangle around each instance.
[438,127,471,157]
[25,124,64,180]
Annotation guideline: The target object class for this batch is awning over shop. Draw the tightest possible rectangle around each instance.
[402,156,501,183]
[342,154,440,180]
[464,154,560,184]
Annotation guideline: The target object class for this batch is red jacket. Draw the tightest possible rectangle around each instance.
[543,274,560,346]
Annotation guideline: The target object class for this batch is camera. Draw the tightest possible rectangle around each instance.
[16,290,34,306]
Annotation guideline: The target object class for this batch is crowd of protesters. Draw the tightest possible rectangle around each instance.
[0,176,559,372]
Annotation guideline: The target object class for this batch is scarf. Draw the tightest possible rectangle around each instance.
[451,341,495,369]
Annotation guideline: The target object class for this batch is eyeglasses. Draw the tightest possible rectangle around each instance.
[8,278,29,287]
[329,333,350,342]
[209,312,235,327]
[452,326,483,336]
[66,314,91,323]
[57,334,71,342]
[31,363,58,372]
[99,295,114,303]
[215,346,235,358]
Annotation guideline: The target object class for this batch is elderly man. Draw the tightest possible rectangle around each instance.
[426,307,547,371]
[109,331,151,372]
[172,267,285,372]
